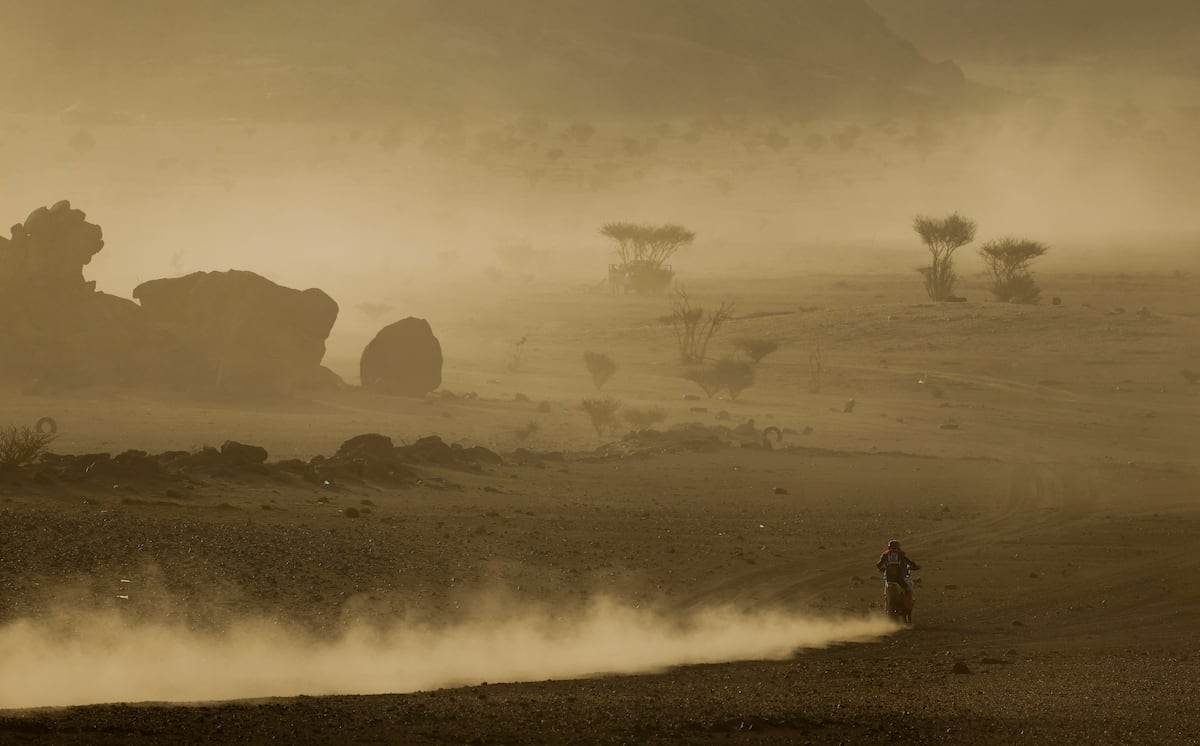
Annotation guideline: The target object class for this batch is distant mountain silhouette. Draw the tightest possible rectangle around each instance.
[0,0,967,120]
[870,0,1200,71]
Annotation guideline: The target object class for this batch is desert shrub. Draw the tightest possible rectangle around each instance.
[581,398,621,437]
[808,344,823,394]
[583,352,618,390]
[712,357,756,400]
[734,338,780,363]
[622,406,668,430]
[683,358,755,400]
[682,367,724,398]
[667,289,735,363]
[913,213,976,301]
[506,335,528,373]
[514,421,540,442]
[0,425,55,468]
[979,237,1048,303]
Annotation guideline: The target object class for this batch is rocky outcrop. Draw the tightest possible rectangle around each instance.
[0,201,167,385]
[359,317,443,396]
[133,270,339,393]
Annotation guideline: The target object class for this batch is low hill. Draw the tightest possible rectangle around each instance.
[869,0,1200,72]
[0,0,967,120]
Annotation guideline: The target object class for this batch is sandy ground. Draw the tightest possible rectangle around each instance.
[1,272,1198,743]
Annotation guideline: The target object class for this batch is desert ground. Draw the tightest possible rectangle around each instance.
[1,270,1198,744]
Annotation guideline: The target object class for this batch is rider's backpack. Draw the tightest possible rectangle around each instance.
[883,550,906,582]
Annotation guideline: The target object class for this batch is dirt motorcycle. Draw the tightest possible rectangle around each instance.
[882,573,914,625]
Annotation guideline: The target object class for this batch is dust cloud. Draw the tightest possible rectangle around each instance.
[0,598,892,709]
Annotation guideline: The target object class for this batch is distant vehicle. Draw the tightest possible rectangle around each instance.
[607,260,674,295]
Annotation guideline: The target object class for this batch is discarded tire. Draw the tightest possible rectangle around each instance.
[35,417,58,435]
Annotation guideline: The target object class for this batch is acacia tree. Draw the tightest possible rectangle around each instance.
[979,237,1048,303]
[913,212,977,301]
[601,222,695,294]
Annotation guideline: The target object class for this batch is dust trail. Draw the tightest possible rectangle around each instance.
[0,598,893,708]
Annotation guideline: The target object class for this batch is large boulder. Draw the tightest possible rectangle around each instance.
[0,200,103,297]
[133,270,339,394]
[360,317,443,396]
[0,201,170,386]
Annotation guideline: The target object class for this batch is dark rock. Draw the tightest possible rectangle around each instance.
[186,447,223,468]
[772,486,789,495]
[134,270,339,394]
[112,449,161,478]
[220,440,269,464]
[0,202,169,386]
[337,433,395,460]
[359,317,443,396]
[952,661,972,674]
[464,446,503,464]
[276,458,307,474]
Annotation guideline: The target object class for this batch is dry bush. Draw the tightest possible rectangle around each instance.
[581,398,621,437]
[913,212,976,301]
[514,421,540,442]
[667,289,735,363]
[713,357,756,400]
[683,358,756,400]
[980,237,1048,303]
[682,367,724,398]
[506,335,528,373]
[0,425,56,468]
[583,352,618,390]
[622,406,667,431]
[734,338,780,363]
[808,344,823,394]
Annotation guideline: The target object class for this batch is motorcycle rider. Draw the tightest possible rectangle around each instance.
[877,539,920,611]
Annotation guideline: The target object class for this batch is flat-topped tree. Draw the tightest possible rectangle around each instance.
[602,222,695,294]
[913,212,976,301]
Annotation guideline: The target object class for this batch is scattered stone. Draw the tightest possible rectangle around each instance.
[772,486,789,495]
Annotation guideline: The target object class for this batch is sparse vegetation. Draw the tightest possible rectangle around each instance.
[667,290,735,364]
[583,352,618,390]
[683,357,755,400]
[808,344,824,394]
[734,338,780,363]
[979,237,1049,303]
[0,425,56,469]
[581,398,622,438]
[913,212,977,301]
[514,421,541,442]
[506,336,528,373]
[622,406,668,431]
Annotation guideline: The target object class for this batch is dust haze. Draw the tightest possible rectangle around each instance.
[0,594,890,708]
[2,2,1199,742]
